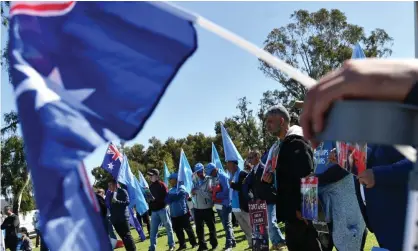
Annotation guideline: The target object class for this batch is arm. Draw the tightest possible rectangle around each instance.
[216,175,230,200]
[166,188,187,203]
[230,172,247,191]
[373,158,414,187]
[287,139,314,213]
[113,189,130,206]
[0,219,6,230]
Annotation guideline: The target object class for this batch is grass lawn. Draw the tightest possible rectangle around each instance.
[31,214,379,251]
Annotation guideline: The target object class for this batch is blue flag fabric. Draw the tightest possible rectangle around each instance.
[220,125,244,211]
[352,43,367,59]
[138,171,149,188]
[101,143,123,179]
[211,143,227,175]
[118,155,149,216]
[164,162,171,186]
[128,207,146,241]
[220,124,244,170]
[8,1,197,250]
[177,149,194,194]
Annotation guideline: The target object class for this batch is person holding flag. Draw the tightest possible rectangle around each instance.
[191,163,218,251]
[147,169,175,251]
[206,163,236,251]
[107,179,136,251]
[165,173,198,250]
[227,160,252,249]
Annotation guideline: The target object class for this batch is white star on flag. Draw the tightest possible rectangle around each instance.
[13,50,101,119]
[108,162,114,170]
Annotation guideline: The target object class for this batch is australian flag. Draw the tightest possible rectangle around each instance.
[101,143,123,179]
[8,1,197,251]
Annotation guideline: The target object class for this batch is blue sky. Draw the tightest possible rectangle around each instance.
[1,1,415,184]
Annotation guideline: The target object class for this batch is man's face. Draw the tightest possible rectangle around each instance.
[248,154,260,166]
[226,162,237,173]
[210,169,218,177]
[266,114,282,135]
[149,174,158,183]
[108,182,116,192]
[4,207,11,216]
[196,171,205,179]
[169,179,177,187]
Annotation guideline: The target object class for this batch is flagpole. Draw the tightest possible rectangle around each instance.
[152,1,417,163]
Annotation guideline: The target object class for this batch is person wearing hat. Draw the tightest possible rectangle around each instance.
[147,168,175,251]
[205,163,236,251]
[227,160,252,249]
[191,163,218,251]
[165,172,197,250]
[17,227,32,251]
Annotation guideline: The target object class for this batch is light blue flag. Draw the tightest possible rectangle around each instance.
[211,142,227,175]
[177,149,194,194]
[352,43,366,59]
[220,125,244,212]
[220,124,244,170]
[118,155,149,216]
[164,162,171,186]
[138,171,149,188]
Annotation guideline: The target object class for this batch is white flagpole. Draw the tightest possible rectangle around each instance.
[153,1,417,163]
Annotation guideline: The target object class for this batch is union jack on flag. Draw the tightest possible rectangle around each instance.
[102,143,124,178]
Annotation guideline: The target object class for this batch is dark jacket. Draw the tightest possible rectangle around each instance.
[275,131,313,222]
[96,194,107,219]
[1,214,19,243]
[245,163,277,204]
[109,188,130,223]
[365,145,413,251]
[149,180,168,212]
[230,169,249,212]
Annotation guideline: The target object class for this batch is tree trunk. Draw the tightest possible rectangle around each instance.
[12,175,30,215]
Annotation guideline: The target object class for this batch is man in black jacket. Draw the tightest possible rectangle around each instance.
[1,206,19,251]
[245,150,287,251]
[262,105,322,251]
[227,160,252,249]
[147,169,175,251]
[108,180,136,251]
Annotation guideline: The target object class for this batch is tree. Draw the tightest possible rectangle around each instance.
[259,8,393,105]
[1,1,10,70]
[91,166,113,190]
[1,112,35,214]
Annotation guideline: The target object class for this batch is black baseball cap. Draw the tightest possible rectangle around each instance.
[147,169,159,176]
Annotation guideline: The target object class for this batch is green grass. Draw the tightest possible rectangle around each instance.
[31,215,379,251]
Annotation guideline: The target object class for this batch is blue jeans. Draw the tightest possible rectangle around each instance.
[267,204,285,245]
[217,206,235,248]
[149,207,175,251]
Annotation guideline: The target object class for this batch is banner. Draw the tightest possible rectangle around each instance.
[249,200,269,251]
[301,177,318,221]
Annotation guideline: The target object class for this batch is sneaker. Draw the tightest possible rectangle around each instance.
[168,246,175,251]
[224,248,232,251]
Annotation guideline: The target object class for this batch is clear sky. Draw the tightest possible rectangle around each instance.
[1,1,415,184]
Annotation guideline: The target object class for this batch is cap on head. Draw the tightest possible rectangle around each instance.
[205,163,216,176]
[265,104,290,122]
[194,163,204,173]
[147,168,160,177]
[168,172,178,180]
